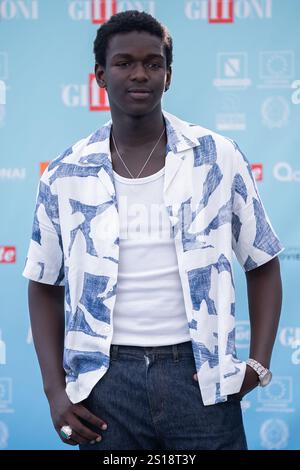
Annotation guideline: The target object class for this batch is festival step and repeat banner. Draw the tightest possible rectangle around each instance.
[0,0,299,450]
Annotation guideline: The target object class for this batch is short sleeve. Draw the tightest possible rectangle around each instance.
[231,142,284,271]
[22,166,65,285]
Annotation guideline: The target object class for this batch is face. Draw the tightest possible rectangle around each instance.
[95,31,172,117]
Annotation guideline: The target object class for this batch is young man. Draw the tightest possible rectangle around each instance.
[23,11,283,450]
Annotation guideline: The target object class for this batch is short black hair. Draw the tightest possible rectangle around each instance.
[93,10,173,69]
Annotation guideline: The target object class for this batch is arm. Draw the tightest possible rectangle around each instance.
[28,280,107,445]
[238,256,282,396]
[28,280,66,396]
[246,256,282,368]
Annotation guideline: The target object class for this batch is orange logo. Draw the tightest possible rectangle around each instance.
[40,162,49,176]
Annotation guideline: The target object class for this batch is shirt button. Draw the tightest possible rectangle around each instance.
[104,325,111,333]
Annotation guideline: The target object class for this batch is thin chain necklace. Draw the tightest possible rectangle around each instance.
[111,126,166,179]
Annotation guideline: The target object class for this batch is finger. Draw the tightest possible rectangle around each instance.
[68,415,102,443]
[58,424,96,446]
[67,429,100,445]
[56,428,79,446]
[74,404,108,431]
[61,438,78,446]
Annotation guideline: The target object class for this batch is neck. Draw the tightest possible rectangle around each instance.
[109,105,165,148]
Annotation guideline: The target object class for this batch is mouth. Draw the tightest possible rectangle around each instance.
[127,89,152,100]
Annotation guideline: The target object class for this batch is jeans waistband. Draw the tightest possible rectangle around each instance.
[110,340,193,362]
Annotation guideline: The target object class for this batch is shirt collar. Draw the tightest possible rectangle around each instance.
[78,110,200,196]
[80,109,200,166]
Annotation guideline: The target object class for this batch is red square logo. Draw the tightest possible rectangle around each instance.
[89,73,110,111]
[0,246,16,263]
[92,0,117,24]
[208,0,234,23]
[251,163,263,182]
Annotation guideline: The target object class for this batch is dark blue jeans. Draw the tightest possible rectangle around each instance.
[79,340,247,450]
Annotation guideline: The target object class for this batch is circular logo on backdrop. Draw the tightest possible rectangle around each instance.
[261,96,290,129]
[266,53,289,78]
[263,378,288,401]
[260,419,289,450]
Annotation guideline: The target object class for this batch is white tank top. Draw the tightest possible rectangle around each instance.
[111,165,190,347]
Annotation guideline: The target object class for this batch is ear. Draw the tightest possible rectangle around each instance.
[165,66,172,92]
[95,63,106,88]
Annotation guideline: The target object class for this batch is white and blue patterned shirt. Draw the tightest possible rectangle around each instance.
[22,111,283,406]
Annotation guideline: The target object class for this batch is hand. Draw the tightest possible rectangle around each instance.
[47,388,108,446]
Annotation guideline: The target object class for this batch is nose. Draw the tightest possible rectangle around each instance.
[130,62,148,81]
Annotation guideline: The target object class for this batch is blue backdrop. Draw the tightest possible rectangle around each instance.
[0,0,299,450]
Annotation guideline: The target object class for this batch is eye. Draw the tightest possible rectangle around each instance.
[116,62,130,67]
[146,63,161,69]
